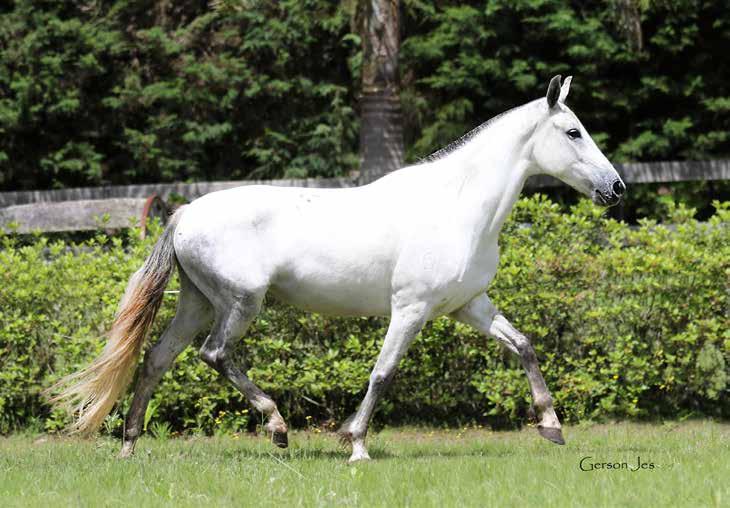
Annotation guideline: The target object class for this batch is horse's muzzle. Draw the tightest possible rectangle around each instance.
[594,179,625,207]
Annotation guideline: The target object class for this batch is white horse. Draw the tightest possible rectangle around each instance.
[50,76,625,462]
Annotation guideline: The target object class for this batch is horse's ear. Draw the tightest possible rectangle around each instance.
[559,76,572,103]
[546,75,561,109]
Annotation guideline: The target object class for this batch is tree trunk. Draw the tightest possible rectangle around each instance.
[358,0,404,184]
[612,0,643,52]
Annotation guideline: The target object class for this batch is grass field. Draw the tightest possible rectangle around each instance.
[1,421,728,507]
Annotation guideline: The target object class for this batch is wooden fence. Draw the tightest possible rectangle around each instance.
[0,196,167,235]
[0,160,728,233]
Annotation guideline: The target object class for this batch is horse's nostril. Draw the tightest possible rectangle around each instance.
[612,180,625,197]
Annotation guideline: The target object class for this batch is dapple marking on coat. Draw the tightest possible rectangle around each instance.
[48,76,625,462]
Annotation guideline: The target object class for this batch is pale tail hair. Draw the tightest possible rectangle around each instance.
[46,207,186,435]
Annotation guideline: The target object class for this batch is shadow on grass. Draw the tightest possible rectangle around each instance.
[212,444,534,462]
[368,447,523,461]
[219,448,351,461]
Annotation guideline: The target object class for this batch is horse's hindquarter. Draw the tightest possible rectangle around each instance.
[175,185,399,316]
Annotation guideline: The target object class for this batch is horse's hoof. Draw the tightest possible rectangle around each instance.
[272,431,288,449]
[538,426,565,445]
[118,442,135,459]
[348,451,371,464]
[347,438,370,463]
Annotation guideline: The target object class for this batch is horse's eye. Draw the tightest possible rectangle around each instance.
[566,128,581,140]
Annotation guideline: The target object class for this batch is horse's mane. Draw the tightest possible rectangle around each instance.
[420,103,527,164]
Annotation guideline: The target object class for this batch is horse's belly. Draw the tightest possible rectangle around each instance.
[269,270,391,316]
[268,206,398,316]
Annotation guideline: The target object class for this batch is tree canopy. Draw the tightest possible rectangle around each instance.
[0,0,728,190]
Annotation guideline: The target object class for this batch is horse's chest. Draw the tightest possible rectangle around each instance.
[437,258,498,314]
[398,242,499,315]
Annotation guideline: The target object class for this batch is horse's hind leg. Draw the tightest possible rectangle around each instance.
[199,293,288,448]
[119,271,212,458]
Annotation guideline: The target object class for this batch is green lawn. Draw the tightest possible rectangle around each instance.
[1,421,727,507]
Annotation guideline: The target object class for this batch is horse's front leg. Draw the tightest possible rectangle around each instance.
[452,294,564,444]
[338,301,428,462]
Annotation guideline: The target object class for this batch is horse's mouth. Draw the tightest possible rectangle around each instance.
[593,189,620,207]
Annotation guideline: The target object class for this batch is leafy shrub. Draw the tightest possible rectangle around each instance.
[0,197,727,435]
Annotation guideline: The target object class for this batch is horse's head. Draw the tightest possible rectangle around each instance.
[531,75,625,206]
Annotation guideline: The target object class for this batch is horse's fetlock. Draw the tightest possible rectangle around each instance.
[533,394,553,413]
[124,426,140,439]
[252,395,276,415]
[338,414,366,442]
[199,346,225,368]
[516,341,537,361]
[347,426,366,441]
[265,416,287,434]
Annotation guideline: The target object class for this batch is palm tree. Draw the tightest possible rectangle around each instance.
[356,0,404,183]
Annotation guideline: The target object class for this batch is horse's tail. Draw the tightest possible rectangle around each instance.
[46,206,187,435]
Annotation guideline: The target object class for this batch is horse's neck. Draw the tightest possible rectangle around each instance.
[435,101,540,237]
[427,101,541,279]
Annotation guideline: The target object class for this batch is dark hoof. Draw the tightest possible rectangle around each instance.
[538,426,565,445]
[272,431,288,449]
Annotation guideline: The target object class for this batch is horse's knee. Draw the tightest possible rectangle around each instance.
[533,393,553,412]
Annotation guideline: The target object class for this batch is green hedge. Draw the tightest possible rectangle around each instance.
[0,197,728,435]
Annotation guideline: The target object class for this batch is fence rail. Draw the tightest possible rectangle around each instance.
[1,160,728,208]
[0,196,167,234]
[0,177,356,207]
[0,160,727,233]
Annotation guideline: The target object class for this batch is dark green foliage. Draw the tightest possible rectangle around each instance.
[1,197,727,434]
[1,1,729,191]
[401,0,730,163]
[0,0,358,189]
